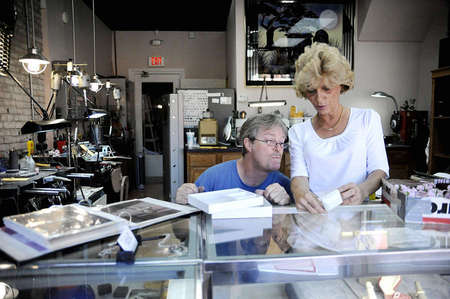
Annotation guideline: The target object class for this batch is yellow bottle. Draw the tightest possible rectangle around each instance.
[27,139,34,156]
[290,105,297,118]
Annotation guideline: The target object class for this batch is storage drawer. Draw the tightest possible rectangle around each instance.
[188,153,217,167]
[220,152,241,163]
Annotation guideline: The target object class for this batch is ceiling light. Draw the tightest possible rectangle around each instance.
[89,0,103,93]
[150,30,162,46]
[19,0,49,74]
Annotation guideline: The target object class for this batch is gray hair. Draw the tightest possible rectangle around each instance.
[239,114,288,156]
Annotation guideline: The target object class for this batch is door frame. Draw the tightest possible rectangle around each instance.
[129,68,184,154]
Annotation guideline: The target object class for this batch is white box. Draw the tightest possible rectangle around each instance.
[211,199,272,219]
[188,188,264,214]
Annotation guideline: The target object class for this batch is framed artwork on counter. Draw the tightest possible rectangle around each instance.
[245,0,355,86]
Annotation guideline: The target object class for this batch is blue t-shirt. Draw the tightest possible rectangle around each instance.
[195,160,292,199]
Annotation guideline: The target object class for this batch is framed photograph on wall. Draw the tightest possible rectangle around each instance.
[245,0,355,86]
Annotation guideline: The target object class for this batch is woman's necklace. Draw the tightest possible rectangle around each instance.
[320,105,344,131]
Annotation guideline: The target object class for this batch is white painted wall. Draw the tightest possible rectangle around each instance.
[228,0,448,136]
[115,31,227,80]
[44,0,112,76]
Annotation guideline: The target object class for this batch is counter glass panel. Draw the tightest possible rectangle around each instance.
[0,214,203,298]
[204,204,450,281]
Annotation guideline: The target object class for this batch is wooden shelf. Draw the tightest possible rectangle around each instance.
[433,153,450,159]
[429,68,450,173]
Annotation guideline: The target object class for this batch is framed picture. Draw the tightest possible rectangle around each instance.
[245,0,355,86]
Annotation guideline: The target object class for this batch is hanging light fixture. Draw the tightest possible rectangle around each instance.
[19,0,49,75]
[248,77,286,113]
[89,0,103,93]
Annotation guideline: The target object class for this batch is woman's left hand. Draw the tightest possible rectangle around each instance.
[338,183,364,205]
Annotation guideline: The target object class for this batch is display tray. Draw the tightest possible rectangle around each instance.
[96,197,199,229]
[1,204,128,262]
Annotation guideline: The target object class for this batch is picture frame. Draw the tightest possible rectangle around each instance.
[245,0,355,86]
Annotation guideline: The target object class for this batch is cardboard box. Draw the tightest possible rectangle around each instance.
[381,178,420,216]
[400,192,450,224]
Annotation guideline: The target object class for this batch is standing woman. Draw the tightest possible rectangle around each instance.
[289,43,389,214]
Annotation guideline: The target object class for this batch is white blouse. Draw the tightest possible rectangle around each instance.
[288,108,389,194]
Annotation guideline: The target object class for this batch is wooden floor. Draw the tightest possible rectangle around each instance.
[128,182,164,200]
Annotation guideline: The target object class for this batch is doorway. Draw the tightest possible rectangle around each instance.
[129,69,184,201]
[142,82,173,154]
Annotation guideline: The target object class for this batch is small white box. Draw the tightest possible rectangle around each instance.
[211,198,272,219]
[319,189,342,211]
[188,188,264,214]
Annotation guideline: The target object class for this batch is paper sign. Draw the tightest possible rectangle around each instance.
[117,227,138,252]
[422,197,450,224]
[211,97,219,104]
[207,93,222,97]
[220,96,232,105]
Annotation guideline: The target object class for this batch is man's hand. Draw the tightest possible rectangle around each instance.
[255,183,290,205]
[338,183,363,205]
[294,190,326,214]
[175,183,204,204]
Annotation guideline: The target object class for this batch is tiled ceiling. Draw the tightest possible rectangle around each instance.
[82,0,232,31]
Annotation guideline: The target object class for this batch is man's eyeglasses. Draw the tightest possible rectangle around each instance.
[252,138,288,149]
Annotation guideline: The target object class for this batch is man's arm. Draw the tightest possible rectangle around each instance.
[175,183,204,204]
[338,169,387,205]
[291,176,325,214]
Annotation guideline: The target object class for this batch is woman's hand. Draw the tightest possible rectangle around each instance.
[338,183,364,205]
[295,190,326,214]
[175,183,204,204]
[291,176,326,214]
[255,183,290,205]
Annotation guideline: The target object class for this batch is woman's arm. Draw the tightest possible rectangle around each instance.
[338,169,387,205]
[291,176,326,214]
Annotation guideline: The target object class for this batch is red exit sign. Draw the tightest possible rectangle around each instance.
[149,56,165,67]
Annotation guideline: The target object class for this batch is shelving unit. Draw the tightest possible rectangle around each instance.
[429,67,450,173]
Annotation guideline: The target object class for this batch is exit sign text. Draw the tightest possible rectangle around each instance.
[149,56,165,67]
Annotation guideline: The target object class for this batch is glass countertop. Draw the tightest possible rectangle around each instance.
[204,204,450,279]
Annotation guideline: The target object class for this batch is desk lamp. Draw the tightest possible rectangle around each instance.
[371,91,401,133]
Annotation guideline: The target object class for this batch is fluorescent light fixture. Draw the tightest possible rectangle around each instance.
[19,47,50,74]
[248,100,286,107]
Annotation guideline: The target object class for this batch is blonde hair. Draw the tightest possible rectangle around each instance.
[293,43,354,98]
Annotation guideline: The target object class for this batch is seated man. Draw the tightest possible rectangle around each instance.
[176,114,292,205]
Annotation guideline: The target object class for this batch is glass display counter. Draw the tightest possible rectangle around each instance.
[0,204,449,298]
[0,215,203,299]
[203,205,450,298]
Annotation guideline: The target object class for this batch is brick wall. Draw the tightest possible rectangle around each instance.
[0,0,46,158]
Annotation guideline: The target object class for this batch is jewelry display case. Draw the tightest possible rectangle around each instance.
[0,205,449,298]
[203,205,450,298]
[0,214,203,299]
